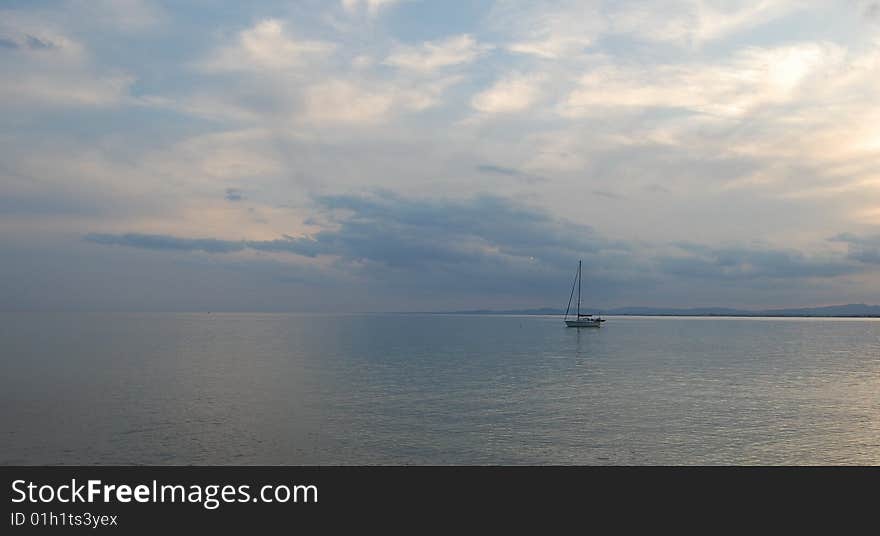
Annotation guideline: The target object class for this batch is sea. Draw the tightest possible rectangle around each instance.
[2,312,879,465]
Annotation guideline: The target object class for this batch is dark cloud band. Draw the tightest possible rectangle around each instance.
[86,193,868,289]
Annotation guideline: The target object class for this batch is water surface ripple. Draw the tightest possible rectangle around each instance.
[2,313,879,465]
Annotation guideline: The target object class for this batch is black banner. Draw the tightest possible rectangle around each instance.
[1,466,875,532]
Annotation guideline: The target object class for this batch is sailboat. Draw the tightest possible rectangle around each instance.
[564,260,605,327]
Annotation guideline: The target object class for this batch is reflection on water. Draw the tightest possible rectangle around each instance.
[2,313,879,464]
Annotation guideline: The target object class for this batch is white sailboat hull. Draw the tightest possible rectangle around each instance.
[565,318,604,328]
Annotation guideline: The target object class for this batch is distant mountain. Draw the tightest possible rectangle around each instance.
[437,304,880,317]
[750,304,880,317]
[602,306,748,316]
[444,307,563,315]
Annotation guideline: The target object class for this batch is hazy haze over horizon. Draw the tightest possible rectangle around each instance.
[4,0,880,312]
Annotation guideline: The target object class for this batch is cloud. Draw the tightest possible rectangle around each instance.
[0,73,135,108]
[299,76,459,124]
[68,178,880,312]
[471,72,543,114]
[84,232,334,257]
[85,233,247,254]
[476,164,519,176]
[24,35,59,50]
[384,34,490,73]
[342,0,402,17]
[659,242,859,280]
[494,0,802,57]
[0,19,134,108]
[86,192,871,303]
[507,36,593,59]
[6,0,880,311]
[475,165,546,183]
[187,18,465,125]
[608,0,801,46]
[491,0,603,59]
[66,0,165,31]
[0,13,87,61]
[561,42,844,118]
[225,188,244,202]
[302,80,394,123]
[85,193,626,269]
[831,233,880,264]
[200,19,334,73]
[592,190,623,199]
[77,192,648,306]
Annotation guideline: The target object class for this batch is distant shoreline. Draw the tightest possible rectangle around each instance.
[607,313,880,318]
[411,312,880,318]
[416,303,880,318]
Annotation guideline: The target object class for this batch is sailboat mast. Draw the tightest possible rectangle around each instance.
[577,260,581,317]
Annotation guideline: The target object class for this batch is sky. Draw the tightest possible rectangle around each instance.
[3,0,880,312]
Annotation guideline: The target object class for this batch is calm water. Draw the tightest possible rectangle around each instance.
[2,313,880,465]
